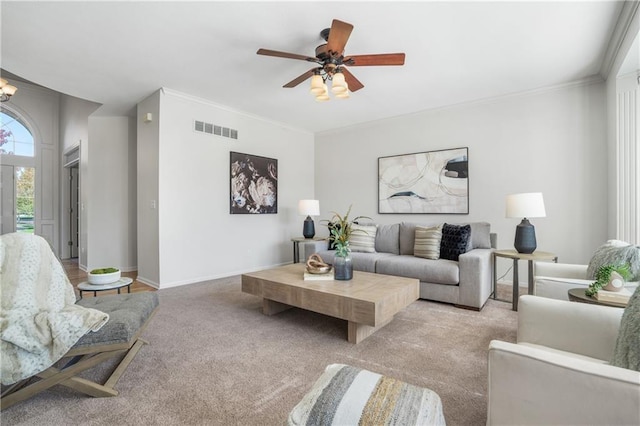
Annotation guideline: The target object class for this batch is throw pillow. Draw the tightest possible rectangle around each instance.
[611,285,640,371]
[414,225,443,260]
[375,223,400,254]
[440,223,471,261]
[587,240,640,281]
[349,223,377,253]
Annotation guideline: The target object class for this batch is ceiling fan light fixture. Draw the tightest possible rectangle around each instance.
[336,86,350,99]
[0,78,17,102]
[331,71,347,94]
[309,74,324,96]
[315,92,330,102]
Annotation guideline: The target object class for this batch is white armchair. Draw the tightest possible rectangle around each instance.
[487,295,640,425]
[534,261,638,300]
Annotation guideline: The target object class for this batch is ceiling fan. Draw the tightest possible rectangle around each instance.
[257,19,405,99]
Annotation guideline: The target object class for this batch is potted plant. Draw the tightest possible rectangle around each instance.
[325,205,370,280]
[88,267,121,285]
[585,263,631,296]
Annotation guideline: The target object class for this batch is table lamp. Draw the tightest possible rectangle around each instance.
[506,192,546,254]
[298,200,320,239]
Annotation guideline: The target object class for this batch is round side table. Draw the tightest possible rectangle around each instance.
[567,288,626,308]
[78,277,133,298]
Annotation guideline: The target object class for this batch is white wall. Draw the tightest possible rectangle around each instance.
[142,89,315,288]
[315,80,608,278]
[137,91,161,286]
[58,94,101,259]
[86,116,137,271]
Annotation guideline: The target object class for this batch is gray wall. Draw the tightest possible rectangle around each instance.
[315,80,608,279]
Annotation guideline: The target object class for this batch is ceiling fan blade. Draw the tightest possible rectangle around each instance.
[326,19,353,56]
[344,53,406,66]
[283,68,317,88]
[257,48,317,62]
[341,67,364,92]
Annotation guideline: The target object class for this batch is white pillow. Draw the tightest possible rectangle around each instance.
[414,224,442,260]
[349,224,377,253]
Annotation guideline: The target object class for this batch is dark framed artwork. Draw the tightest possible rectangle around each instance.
[230,151,278,214]
[378,147,468,214]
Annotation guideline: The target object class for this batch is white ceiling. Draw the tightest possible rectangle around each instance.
[0,1,629,133]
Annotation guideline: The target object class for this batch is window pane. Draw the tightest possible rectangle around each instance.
[16,167,35,233]
[1,112,34,157]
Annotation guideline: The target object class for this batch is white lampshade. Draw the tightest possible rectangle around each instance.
[331,71,347,94]
[309,74,324,96]
[506,192,546,218]
[298,200,320,216]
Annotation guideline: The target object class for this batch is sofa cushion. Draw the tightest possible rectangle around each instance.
[467,222,491,249]
[376,255,459,285]
[440,223,471,261]
[414,225,442,260]
[587,240,640,281]
[375,223,400,254]
[350,223,377,253]
[316,250,394,273]
[399,222,433,255]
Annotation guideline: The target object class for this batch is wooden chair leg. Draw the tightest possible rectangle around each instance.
[1,348,125,409]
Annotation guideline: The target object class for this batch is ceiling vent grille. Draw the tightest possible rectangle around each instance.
[194,120,238,139]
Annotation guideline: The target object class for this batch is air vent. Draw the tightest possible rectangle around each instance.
[194,120,238,140]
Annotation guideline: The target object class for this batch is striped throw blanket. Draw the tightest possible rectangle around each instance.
[288,364,446,426]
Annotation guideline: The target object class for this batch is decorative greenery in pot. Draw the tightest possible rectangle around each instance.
[325,205,370,257]
[585,263,631,296]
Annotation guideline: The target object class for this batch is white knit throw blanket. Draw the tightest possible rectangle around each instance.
[0,233,109,385]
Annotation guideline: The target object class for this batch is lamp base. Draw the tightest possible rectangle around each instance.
[514,218,537,254]
[303,216,315,239]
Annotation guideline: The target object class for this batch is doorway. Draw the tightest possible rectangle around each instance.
[69,165,79,258]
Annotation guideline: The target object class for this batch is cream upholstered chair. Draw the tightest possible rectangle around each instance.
[487,295,640,425]
[534,262,638,300]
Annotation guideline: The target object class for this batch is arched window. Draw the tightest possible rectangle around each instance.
[0,111,34,157]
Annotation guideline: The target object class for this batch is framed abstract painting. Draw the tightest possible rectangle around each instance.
[378,147,468,214]
[230,151,278,214]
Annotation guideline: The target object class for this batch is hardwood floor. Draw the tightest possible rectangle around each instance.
[62,258,156,297]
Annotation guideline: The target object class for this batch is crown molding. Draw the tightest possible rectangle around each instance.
[600,0,640,79]
[159,87,313,136]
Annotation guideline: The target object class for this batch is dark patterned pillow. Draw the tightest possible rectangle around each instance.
[440,223,471,261]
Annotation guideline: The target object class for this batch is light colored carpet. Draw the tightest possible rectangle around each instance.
[2,276,517,425]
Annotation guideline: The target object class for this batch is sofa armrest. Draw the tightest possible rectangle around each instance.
[517,295,623,361]
[458,248,494,309]
[534,262,588,279]
[487,340,640,426]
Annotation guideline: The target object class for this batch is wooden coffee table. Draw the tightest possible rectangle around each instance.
[241,263,419,344]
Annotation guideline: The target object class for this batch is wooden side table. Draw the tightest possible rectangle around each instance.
[568,288,626,308]
[291,237,327,263]
[493,249,558,310]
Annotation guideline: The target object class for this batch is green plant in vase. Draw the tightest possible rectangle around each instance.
[585,263,632,296]
[324,205,370,280]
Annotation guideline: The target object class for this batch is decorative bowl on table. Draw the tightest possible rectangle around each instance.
[306,265,332,274]
[88,267,121,285]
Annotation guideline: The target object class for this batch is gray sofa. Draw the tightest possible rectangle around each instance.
[304,222,496,310]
